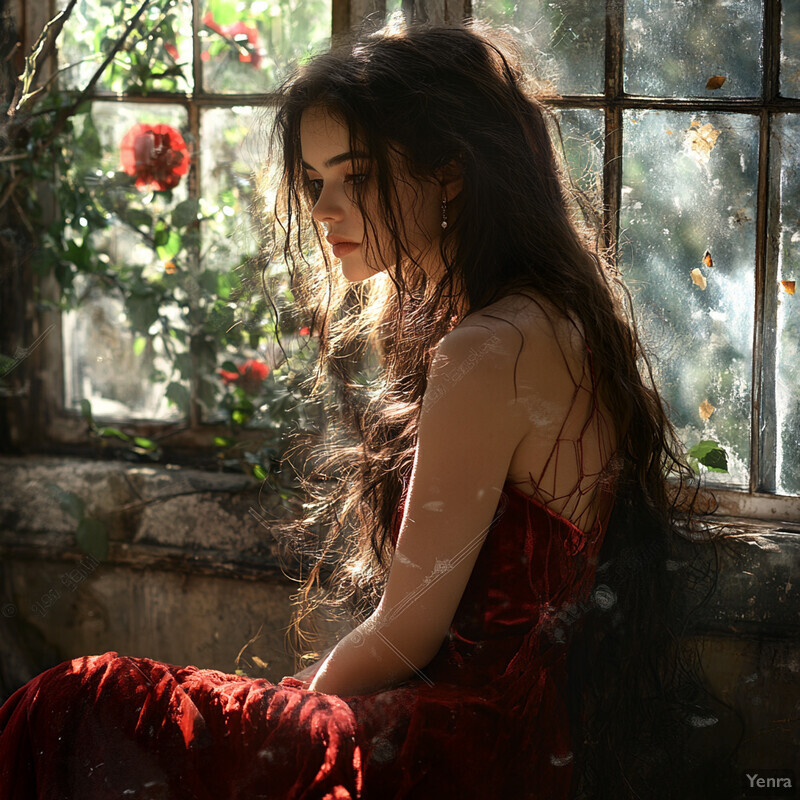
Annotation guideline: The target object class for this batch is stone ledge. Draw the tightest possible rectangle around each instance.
[670,529,800,637]
[0,532,291,582]
[0,455,301,572]
[1,456,799,636]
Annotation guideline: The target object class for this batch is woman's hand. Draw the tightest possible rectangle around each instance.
[292,661,320,682]
[281,646,334,688]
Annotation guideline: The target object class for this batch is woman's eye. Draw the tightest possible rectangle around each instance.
[307,178,323,201]
[305,172,368,202]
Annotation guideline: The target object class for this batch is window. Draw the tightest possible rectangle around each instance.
[472,0,800,520]
[4,0,798,520]
[54,0,333,430]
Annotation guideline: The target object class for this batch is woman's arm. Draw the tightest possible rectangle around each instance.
[307,616,428,696]
[309,324,528,697]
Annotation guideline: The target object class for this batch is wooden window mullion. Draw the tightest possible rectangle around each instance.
[752,0,782,492]
[604,0,625,257]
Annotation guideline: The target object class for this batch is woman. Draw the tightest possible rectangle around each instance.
[0,18,729,800]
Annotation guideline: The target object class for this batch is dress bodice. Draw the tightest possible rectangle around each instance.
[389,478,614,689]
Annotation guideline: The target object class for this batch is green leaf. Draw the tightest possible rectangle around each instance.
[156,230,182,261]
[126,294,159,333]
[174,352,193,378]
[253,464,266,480]
[126,209,152,230]
[687,440,729,473]
[214,436,236,447]
[154,220,170,247]
[0,354,16,378]
[54,260,75,291]
[98,427,131,442]
[81,113,102,160]
[133,337,147,356]
[166,381,191,413]
[45,483,85,521]
[168,327,188,344]
[134,437,157,450]
[171,198,199,229]
[64,239,91,269]
[76,517,108,561]
[217,272,232,300]
[207,0,239,26]
[198,269,220,295]
[80,398,93,424]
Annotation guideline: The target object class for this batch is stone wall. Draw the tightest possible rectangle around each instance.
[0,455,312,695]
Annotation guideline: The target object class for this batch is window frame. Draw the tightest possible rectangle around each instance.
[5,0,799,523]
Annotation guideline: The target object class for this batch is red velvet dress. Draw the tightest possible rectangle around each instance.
[0,478,613,800]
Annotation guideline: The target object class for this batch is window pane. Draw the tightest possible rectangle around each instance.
[773,115,800,495]
[57,0,193,93]
[625,0,762,98]
[620,111,758,487]
[472,0,604,95]
[62,102,191,420]
[555,108,605,213]
[200,0,331,93]
[781,0,800,97]
[200,107,260,272]
[63,292,185,420]
[200,107,264,424]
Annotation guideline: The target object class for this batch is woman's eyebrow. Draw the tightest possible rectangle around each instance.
[302,150,371,171]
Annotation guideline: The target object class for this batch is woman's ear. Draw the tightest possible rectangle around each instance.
[437,158,463,202]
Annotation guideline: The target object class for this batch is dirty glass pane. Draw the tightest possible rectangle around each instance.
[63,292,185,420]
[782,0,800,97]
[620,111,758,487]
[199,107,264,424]
[555,108,605,214]
[472,0,604,95]
[200,107,261,272]
[200,0,331,93]
[625,0,762,98]
[56,0,192,93]
[62,102,191,420]
[772,116,800,495]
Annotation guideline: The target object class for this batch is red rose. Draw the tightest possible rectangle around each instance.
[120,123,190,192]
[202,12,262,68]
[298,326,310,336]
[218,359,269,394]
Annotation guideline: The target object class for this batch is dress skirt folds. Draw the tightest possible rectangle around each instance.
[0,478,612,800]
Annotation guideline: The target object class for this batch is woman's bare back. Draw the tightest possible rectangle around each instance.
[454,289,619,535]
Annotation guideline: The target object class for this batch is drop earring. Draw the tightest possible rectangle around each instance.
[441,193,448,230]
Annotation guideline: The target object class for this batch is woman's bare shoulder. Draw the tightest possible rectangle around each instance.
[455,288,586,365]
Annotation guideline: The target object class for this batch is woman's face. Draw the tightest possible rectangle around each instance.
[299,106,451,282]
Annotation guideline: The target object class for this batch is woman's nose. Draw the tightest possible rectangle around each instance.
[311,185,345,224]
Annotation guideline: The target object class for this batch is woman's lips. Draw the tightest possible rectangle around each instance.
[332,242,359,258]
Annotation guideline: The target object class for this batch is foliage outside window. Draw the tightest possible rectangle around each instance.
[1,0,333,488]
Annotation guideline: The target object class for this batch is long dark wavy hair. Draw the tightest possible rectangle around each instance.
[257,18,741,799]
